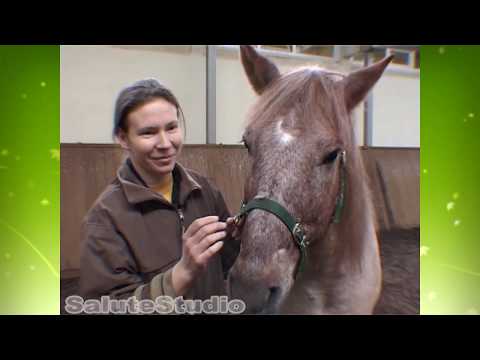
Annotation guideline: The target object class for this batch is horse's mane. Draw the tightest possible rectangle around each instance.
[246,66,378,270]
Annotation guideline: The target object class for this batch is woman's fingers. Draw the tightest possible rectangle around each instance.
[190,221,227,245]
[183,216,220,239]
[194,231,227,255]
[197,241,224,265]
[181,216,229,274]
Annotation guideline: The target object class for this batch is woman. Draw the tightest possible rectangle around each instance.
[78,79,240,311]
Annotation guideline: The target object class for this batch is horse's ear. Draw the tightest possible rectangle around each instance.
[240,45,281,95]
[342,56,394,112]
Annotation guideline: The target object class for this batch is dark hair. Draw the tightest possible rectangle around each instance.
[112,79,186,138]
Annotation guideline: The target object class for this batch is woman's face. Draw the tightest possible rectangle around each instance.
[118,98,184,185]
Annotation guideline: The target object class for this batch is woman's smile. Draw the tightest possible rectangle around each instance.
[150,154,175,164]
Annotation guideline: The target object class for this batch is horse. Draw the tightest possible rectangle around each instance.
[228,45,419,315]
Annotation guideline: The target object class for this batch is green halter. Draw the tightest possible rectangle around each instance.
[233,150,347,279]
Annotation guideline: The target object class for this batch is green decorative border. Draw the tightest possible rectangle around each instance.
[0,46,60,314]
[420,45,480,315]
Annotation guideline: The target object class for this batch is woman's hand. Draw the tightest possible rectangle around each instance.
[172,216,227,296]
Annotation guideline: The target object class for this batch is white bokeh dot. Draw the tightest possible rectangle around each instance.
[420,246,430,257]
[447,202,455,211]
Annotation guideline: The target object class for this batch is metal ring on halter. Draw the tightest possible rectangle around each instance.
[233,214,244,227]
[233,202,247,226]
[292,223,308,248]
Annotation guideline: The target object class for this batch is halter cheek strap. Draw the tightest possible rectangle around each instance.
[333,150,347,224]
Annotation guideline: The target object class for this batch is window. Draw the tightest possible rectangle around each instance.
[257,45,336,58]
[253,45,337,59]
[386,48,419,68]
[348,46,419,69]
[297,45,334,57]
[349,47,387,63]
[259,45,293,52]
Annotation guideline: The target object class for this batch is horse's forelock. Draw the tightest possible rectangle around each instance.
[247,68,345,136]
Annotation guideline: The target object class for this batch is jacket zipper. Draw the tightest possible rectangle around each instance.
[177,208,185,236]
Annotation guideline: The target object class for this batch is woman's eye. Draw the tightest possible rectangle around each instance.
[322,149,340,165]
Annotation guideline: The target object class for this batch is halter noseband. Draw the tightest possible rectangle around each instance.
[233,150,347,279]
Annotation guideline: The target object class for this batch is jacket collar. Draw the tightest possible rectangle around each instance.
[117,158,202,206]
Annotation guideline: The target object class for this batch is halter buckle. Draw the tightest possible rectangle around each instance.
[292,223,308,248]
[233,202,247,226]
[233,214,244,227]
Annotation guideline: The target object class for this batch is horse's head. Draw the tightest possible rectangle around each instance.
[228,46,392,314]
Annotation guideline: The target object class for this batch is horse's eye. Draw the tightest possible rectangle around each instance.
[322,149,340,165]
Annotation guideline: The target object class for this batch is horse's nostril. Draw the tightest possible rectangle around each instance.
[267,287,281,306]
[269,287,280,297]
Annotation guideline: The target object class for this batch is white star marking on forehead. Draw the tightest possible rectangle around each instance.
[276,120,294,144]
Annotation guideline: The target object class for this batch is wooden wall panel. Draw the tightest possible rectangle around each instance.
[361,150,392,230]
[364,148,420,230]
